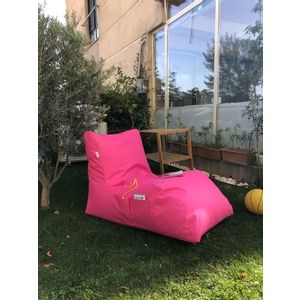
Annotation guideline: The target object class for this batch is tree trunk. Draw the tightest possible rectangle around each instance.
[41,184,51,209]
[39,162,69,209]
[130,115,135,129]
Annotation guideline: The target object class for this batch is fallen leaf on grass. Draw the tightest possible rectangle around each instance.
[240,272,248,278]
[39,263,54,269]
[46,251,52,257]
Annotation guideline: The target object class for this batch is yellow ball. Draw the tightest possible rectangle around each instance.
[244,189,263,215]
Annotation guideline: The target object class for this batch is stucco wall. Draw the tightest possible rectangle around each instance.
[66,0,165,127]
[66,0,88,35]
[66,0,164,75]
[99,0,164,75]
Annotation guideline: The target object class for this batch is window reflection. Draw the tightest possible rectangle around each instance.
[169,0,195,18]
[168,0,215,107]
[219,0,263,103]
[154,29,165,108]
[154,0,263,108]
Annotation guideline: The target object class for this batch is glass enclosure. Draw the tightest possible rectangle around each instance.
[169,0,195,18]
[154,0,263,109]
[168,0,215,107]
[154,29,165,109]
[219,0,263,103]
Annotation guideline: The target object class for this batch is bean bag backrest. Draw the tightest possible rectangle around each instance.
[84,129,151,186]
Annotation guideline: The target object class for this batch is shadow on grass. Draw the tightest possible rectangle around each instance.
[39,163,262,299]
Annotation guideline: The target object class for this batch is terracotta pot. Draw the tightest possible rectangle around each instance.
[192,144,222,161]
[221,147,256,166]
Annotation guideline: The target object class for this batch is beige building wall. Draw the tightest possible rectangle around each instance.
[98,0,164,75]
[66,0,164,74]
[66,0,165,126]
[66,0,100,60]
[65,0,88,35]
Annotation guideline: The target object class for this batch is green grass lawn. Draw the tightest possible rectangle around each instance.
[39,163,262,300]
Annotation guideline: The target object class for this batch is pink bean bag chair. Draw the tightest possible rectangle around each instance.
[84,129,233,243]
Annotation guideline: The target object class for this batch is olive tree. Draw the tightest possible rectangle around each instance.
[38,7,110,209]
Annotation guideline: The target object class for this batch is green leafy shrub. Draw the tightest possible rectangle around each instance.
[242,88,263,153]
[101,68,149,131]
[225,123,253,151]
[193,122,224,149]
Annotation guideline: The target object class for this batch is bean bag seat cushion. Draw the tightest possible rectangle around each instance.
[84,129,233,243]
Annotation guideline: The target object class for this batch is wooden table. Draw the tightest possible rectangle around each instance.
[140,128,194,174]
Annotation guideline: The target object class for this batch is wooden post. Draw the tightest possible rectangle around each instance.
[186,129,194,169]
[156,133,164,174]
[161,135,166,152]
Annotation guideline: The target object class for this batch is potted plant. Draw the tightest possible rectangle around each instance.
[192,123,223,161]
[221,123,256,166]
[242,88,263,167]
[166,116,188,154]
[95,105,110,134]
[167,131,188,154]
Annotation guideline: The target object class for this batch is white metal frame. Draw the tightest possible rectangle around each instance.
[163,25,169,128]
[153,0,220,133]
[212,0,221,136]
[167,0,205,25]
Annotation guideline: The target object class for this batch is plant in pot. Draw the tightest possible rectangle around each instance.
[221,123,256,166]
[242,88,263,167]
[166,117,188,154]
[176,126,188,153]
[95,105,110,134]
[168,135,188,154]
[192,122,223,161]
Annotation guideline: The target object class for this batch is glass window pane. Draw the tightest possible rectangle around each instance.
[219,0,263,103]
[154,29,165,109]
[169,0,195,18]
[88,0,95,11]
[89,11,96,32]
[168,0,215,107]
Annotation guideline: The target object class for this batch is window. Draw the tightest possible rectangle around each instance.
[168,0,215,107]
[169,0,195,18]
[219,0,262,103]
[87,0,99,42]
[154,29,165,109]
[153,0,263,109]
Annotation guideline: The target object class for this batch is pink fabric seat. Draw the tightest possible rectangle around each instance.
[84,129,233,243]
